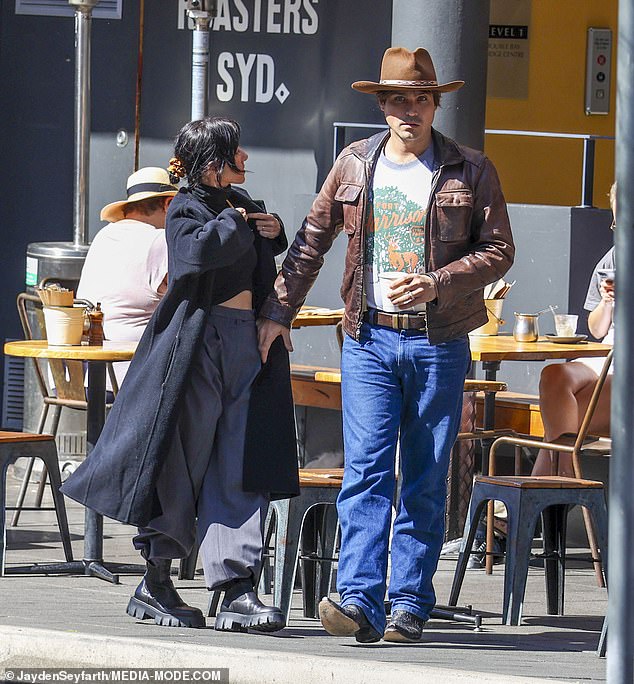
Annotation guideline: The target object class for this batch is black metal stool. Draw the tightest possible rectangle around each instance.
[448,475,608,625]
[1,431,73,573]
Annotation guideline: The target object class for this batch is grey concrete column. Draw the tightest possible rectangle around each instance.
[392,0,490,150]
[608,1,634,681]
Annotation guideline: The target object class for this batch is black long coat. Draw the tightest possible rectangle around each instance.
[62,185,299,527]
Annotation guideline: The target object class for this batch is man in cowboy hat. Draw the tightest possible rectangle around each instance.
[258,47,514,642]
[77,167,178,389]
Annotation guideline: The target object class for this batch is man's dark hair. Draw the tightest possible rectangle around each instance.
[172,117,241,187]
[123,196,168,218]
[377,90,441,107]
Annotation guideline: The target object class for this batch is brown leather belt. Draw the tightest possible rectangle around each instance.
[364,309,427,332]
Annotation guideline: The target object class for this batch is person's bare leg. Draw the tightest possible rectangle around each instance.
[533,362,602,476]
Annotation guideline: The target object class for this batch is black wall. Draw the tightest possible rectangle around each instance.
[0,1,392,424]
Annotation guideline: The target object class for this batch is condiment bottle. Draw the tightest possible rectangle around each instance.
[88,302,104,346]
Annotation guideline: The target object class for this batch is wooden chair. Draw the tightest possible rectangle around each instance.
[484,349,613,580]
[448,473,607,625]
[12,293,117,525]
[449,351,613,624]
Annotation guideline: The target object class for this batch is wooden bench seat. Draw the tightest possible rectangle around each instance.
[291,365,341,410]
[476,392,544,438]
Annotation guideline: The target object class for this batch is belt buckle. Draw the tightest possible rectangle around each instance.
[407,312,426,331]
[391,313,400,329]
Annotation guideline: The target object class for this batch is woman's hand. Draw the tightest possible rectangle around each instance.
[387,273,437,309]
[588,279,615,338]
[599,278,615,304]
[247,212,281,239]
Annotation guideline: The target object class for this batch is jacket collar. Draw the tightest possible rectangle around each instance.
[349,127,465,168]
[190,183,231,213]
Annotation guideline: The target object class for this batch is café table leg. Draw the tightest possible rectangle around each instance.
[83,360,120,583]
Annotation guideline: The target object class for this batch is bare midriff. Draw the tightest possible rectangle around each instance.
[217,289,252,310]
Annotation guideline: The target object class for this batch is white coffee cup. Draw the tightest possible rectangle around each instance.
[378,272,425,313]
[43,305,85,346]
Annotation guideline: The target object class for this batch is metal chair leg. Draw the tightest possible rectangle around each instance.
[207,590,222,618]
[178,541,199,580]
[543,504,567,616]
[272,499,305,624]
[42,443,73,562]
[317,506,339,604]
[0,462,8,575]
[11,457,38,527]
[448,492,489,606]
[34,465,49,510]
[580,504,605,588]
[597,615,608,657]
[300,507,320,618]
[10,404,51,527]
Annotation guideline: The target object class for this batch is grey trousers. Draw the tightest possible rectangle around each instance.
[134,306,269,589]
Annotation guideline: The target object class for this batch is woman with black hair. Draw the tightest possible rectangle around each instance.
[62,117,299,633]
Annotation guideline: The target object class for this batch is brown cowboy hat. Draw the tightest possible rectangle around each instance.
[352,47,464,94]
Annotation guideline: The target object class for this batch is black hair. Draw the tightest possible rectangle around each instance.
[171,117,241,187]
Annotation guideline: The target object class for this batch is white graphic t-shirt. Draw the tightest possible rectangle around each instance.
[365,145,437,311]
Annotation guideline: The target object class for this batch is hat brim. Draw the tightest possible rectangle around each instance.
[351,80,465,94]
[100,190,178,223]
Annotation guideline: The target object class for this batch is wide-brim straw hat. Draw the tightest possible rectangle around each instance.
[352,47,465,94]
[100,167,178,223]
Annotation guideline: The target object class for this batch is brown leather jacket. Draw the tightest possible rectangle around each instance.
[260,128,515,344]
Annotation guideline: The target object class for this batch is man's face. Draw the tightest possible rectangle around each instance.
[379,90,436,146]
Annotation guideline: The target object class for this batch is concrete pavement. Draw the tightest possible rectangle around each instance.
[0,467,607,683]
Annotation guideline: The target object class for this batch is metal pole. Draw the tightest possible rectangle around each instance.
[581,138,596,208]
[70,0,97,247]
[186,2,216,121]
[608,0,634,680]
[190,15,211,119]
[134,0,145,172]
[391,0,490,150]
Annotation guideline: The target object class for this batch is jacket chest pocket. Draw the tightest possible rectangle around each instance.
[335,183,363,235]
[435,189,473,242]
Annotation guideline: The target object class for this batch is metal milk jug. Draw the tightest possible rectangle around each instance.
[513,312,539,342]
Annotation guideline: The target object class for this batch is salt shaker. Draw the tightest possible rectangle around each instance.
[88,302,104,346]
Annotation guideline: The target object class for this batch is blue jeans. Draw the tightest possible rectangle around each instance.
[337,322,470,634]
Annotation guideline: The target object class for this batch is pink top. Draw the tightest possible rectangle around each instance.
[77,219,168,388]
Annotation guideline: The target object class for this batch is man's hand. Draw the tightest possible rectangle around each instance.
[387,273,437,309]
[257,317,293,363]
[248,212,282,239]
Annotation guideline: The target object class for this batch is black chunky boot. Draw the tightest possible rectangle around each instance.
[127,559,205,628]
[214,578,285,633]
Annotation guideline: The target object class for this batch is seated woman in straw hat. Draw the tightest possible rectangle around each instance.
[77,167,178,390]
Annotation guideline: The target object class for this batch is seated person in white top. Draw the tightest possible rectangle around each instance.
[77,167,178,389]
[532,182,616,477]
